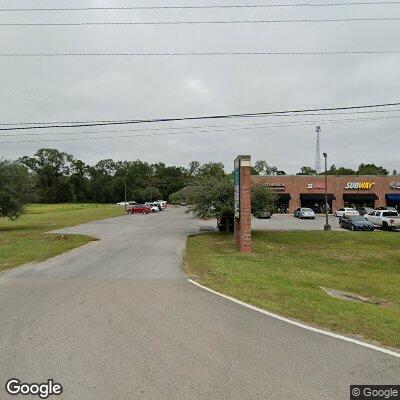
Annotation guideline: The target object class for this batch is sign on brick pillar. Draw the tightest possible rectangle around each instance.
[234,155,252,253]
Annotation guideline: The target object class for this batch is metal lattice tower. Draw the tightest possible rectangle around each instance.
[315,126,321,173]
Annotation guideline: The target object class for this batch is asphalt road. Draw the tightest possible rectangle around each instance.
[0,207,398,400]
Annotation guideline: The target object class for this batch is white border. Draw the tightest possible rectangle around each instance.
[187,279,400,359]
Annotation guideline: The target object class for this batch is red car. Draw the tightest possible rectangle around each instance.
[127,204,151,215]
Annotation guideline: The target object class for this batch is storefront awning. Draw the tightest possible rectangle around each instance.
[300,193,336,201]
[277,193,291,200]
[343,193,378,201]
[386,194,400,202]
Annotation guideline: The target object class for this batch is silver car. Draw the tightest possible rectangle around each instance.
[294,207,316,219]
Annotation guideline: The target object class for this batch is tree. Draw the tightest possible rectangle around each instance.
[169,186,190,204]
[19,148,74,203]
[196,162,226,178]
[137,187,162,203]
[297,166,317,175]
[188,161,200,176]
[0,160,32,219]
[253,160,286,176]
[327,164,356,175]
[254,160,268,175]
[70,159,89,202]
[392,169,398,176]
[187,174,233,219]
[187,174,279,221]
[251,185,278,218]
[87,159,118,203]
[152,163,188,199]
[357,163,389,176]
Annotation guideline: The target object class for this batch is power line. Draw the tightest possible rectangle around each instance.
[2,114,399,144]
[2,18,400,26]
[0,51,399,59]
[1,102,399,132]
[1,114,399,138]
[2,108,400,127]
[1,2,400,11]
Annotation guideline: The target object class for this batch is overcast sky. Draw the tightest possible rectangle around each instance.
[0,0,399,173]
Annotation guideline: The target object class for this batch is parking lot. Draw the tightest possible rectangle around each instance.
[196,211,399,232]
[252,214,341,231]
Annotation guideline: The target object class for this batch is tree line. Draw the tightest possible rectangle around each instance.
[0,148,229,219]
[0,149,397,220]
[252,160,396,176]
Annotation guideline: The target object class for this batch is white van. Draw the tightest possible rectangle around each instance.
[156,200,167,210]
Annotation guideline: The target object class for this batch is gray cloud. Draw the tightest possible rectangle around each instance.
[0,0,399,173]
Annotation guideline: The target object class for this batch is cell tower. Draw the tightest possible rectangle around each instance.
[315,126,321,173]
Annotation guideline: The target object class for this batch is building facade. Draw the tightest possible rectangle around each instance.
[251,175,400,213]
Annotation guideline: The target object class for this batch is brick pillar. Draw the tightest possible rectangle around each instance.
[334,197,344,210]
[289,196,300,213]
[234,155,252,253]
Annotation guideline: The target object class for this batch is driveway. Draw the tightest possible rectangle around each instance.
[0,207,398,400]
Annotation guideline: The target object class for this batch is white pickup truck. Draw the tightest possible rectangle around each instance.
[365,210,400,230]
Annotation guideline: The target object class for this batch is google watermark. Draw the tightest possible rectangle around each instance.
[351,385,399,400]
[0,88,64,105]
[5,379,63,399]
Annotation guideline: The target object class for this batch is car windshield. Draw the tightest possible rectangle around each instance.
[349,216,366,221]
[301,208,313,212]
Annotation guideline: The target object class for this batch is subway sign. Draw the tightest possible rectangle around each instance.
[344,182,375,190]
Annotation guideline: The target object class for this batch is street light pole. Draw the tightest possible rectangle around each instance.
[323,153,331,231]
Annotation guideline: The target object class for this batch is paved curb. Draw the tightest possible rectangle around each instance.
[187,279,400,359]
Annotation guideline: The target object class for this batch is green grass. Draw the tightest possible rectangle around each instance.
[0,203,124,272]
[185,231,400,349]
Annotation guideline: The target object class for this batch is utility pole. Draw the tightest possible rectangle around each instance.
[124,171,127,213]
[323,152,331,231]
[315,126,321,174]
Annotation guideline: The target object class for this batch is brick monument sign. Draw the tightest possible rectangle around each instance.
[234,155,252,253]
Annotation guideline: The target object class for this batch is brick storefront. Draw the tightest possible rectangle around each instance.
[251,175,400,213]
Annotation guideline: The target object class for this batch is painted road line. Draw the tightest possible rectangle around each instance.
[187,279,400,359]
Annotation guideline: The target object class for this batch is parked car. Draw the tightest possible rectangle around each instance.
[255,211,272,219]
[365,210,400,231]
[294,208,315,219]
[356,207,374,216]
[376,206,398,212]
[339,215,374,231]
[127,204,151,214]
[334,208,359,217]
[117,201,136,207]
[145,202,161,212]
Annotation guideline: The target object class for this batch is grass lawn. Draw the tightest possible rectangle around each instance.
[185,231,400,349]
[0,203,124,272]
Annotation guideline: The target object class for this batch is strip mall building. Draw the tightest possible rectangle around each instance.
[251,175,400,213]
